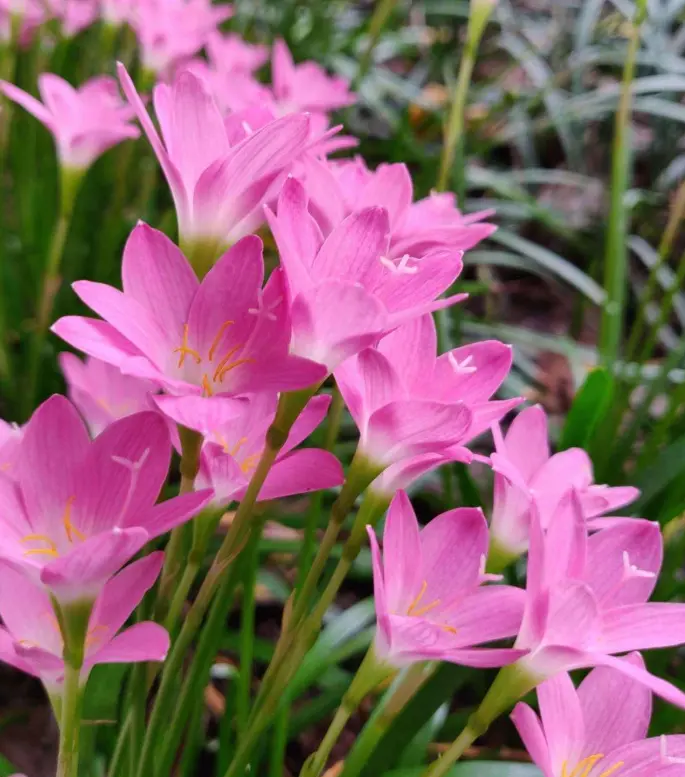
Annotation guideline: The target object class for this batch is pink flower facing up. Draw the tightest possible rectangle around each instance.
[59,353,159,436]
[512,658,685,777]
[0,395,212,604]
[117,64,311,272]
[335,314,519,495]
[496,491,685,715]
[130,0,232,77]
[0,553,169,693]
[0,74,139,172]
[52,224,326,399]
[489,405,639,565]
[367,491,525,668]
[266,177,467,374]
[154,393,344,506]
[299,156,496,258]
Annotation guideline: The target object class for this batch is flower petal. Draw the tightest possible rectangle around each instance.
[382,491,423,615]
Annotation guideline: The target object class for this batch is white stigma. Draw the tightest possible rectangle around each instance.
[622,551,656,581]
[447,352,477,375]
[660,735,685,764]
[379,254,419,274]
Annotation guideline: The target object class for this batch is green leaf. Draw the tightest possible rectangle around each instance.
[0,754,20,777]
[559,368,614,451]
[632,435,685,512]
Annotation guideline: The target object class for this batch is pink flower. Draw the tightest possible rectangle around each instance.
[130,0,232,76]
[0,553,168,691]
[335,314,519,487]
[367,491,525,667]
[59,353,159,436]
[0,419,22,477]
[0,395,212,603]
[271,39,354,115]
[512,658,685,777]
[47,0,97,36]
[206,31,268,74]
[511,491,685,708]
[0,0,45,44]
[117,65,310,258]
[489,405,639,559]
[0,74,139,171]
[52,224,326,398]
[153,393,344,505]
[100,0,136,26]
[299,156,495,258]
[266,178,466,372]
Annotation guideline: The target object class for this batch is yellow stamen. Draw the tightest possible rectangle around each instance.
[410,599,441,618]
[208,320,235,362]
[212,344,241,380]
[230,437,249,457]
[85,624,109,649]
[202,374,214,397]
[440,624,458,635]
[599,763,624,777]
[216,358,255,383]
[213,432,231,452]
[62,496,84,543]
[562,755,608,777]
[22,534,58,558]
[173,324,202,368]
[18,639,38,648]
[240,453,261,474]
[406,580,428,615]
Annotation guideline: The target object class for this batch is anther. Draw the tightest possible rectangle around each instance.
[173,324,202,368]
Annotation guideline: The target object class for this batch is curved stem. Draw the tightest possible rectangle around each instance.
[56,664,84,777]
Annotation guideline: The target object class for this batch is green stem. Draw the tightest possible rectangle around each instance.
[137,388,317,777]
[156,426,203,619]
[625,177,685,361]
[341,663,434,777]
[269,706,290,777]
[55,664,84,777]
[598,0,647,367]
[24,167,83,417]
[436,0,495,195]
[236,525,261,737]
[302,647,392,777]
[227,492,390,777]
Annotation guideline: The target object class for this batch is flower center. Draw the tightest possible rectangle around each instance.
[405,580,457,634]
[173,321,255,397]
[21,496,83,558]
[561,755,624,777]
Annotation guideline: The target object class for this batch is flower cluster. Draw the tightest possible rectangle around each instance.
[1,5,683,776]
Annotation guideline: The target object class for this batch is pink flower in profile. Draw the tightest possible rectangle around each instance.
[367,491,525,667]
[206,32,268,74]
[272,39,354,115]
[154,393,343,506]
[266,178,466,373]
[509,491,685,709]
[336,314,519,489]
[0,553,168,691]
[299,156,495,258]
[130,0,232,76]
[0,395,212,603]
[117,65,310,261]
[512,658,685,777]
[59,353,159,436]
[0,74,139,171]
[52,224,325,398]
[489,405,639,559]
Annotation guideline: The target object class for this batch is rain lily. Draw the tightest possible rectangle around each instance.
[206,31,268,74]
[0,395,212,603]
[117,64,310,271]
[0,0,44,44]
[489,405,639,563]
[336,314,519,488]
[59,353,159,436]
[266,177,466,372]
[512,657,685,777]
[130,0,232,77]
[53,223,325,398]
[271,39,354,115]
[0,74,139,172]
[299,156,496,258]
[154,393,344,505]
[483,491,685,719]
[48,0,97,36]
[0,553,169,692]
[100,0,136,27]
[367,491,525,667]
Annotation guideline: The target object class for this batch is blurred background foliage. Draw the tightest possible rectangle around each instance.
[3,0,685,774]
